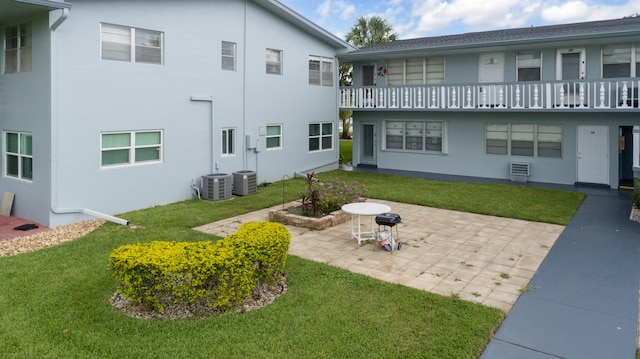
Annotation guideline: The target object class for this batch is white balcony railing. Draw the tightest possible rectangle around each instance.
[339,80,640,110]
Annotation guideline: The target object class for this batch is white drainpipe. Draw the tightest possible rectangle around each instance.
[49,8,129,226]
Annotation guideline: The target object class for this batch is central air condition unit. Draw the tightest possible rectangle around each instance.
[510,162,531,182]
[201,173,232,201]
[232,170,257,196]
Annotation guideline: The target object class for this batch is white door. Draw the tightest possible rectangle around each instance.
[478,53,505,106]
[577,126,609,184]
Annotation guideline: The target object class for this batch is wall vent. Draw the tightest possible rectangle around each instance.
[232,171,257,196]
[201,173,232,201]
[510,162,530,182]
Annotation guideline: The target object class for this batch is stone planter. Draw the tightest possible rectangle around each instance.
[268,205,350,230]
[630,206,640,223]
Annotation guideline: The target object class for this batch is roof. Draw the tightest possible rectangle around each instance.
[0,0,70,23]
[254,0,356,53]
[341,16,640,59]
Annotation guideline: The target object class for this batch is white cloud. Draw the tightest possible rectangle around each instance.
[316,0,357,21]
[407,0,544,37]
[540,1,591,22]
[541,0,640,23]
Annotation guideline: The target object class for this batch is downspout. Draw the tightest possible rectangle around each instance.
[49,8,129,226]
[242,0,248,171]
[190,96,216,173]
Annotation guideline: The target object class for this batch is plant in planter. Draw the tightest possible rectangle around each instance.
[300,172,368,217]
[269,172,368,230]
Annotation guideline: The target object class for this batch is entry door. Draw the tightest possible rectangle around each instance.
[619,126,634,187]
[362,65,375,106]
[556,48,586,105]
[362,65,375,86]
[478,53,504,106]
[360,123,376,165]
[577,125,609,185]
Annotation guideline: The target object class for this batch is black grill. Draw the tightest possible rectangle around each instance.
[375,213,401,227]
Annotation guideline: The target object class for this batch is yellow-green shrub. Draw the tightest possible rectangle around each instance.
[109,221,290,313]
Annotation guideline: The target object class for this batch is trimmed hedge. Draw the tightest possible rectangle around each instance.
[109,221,290,313]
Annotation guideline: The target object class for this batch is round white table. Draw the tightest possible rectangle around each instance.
[341,202,391,245]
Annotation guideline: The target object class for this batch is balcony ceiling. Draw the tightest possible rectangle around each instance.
[0,0,70,24]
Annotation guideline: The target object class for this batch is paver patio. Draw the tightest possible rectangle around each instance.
[195,199,564,313]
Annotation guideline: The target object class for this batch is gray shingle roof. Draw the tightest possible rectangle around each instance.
[350,16,640,54]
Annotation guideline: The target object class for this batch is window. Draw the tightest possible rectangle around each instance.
[5,131,32,180]
[511,124,534,156]
[4,23,31,73]
[222,41,236,71]
[221,128,235,156]
[602,44,640,78]
[101,23,163,65]
[309,122,333,151]
[266,48,282,75]
[101,130,162,166]
[517,51,541,81]
[309,56,333,86]
[383,121,445,153]
[485,124,561,158]
[265,125,282,149]
[486,124,508,155]
[387,57,444,85]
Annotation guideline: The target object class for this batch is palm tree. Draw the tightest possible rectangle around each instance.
[345,16,398,47]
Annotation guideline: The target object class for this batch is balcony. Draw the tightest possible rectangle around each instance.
[339,79,640,111]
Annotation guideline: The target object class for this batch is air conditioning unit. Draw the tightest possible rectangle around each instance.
[232,170,257,196]
[201,173,232,201]
[510,162,531,182]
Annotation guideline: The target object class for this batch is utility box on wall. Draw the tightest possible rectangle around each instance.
[233,171,257,196]
[201,173,232,201]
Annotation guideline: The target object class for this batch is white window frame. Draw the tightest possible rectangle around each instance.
[516,50,542,81]
[601,44,640,78]
[4,23,32,73]
[100,130,163,167]
[100,23,163,65]
[221,41,236,71]
[266,48,282,75]
[4,131,32,181]
[382,120,447,154]
[309,56,334,86]
[308,122,333,152]
[221,127,236,156]
[265,124,282,150]
[485,123,562,158]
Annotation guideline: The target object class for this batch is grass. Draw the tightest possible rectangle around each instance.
[340,139,352,165]
[0,170,585,358]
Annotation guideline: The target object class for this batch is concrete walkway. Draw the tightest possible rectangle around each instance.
[481,187,640,358]
[195,200,563,313]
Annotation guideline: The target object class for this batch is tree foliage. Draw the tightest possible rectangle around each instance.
[345,16,398,47]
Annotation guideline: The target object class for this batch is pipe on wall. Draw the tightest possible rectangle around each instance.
[51,207,129,226]
[48,7,128,227]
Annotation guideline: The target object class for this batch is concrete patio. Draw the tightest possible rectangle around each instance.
[195,199,564,313]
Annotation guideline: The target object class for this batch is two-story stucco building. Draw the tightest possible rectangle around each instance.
[340,17,640,189]
[0,0,353,227]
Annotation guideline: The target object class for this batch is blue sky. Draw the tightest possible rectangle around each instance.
[278,0,640,40]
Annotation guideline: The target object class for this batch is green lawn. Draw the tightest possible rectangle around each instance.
[0,171,585,358]
[340,139,352,165]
